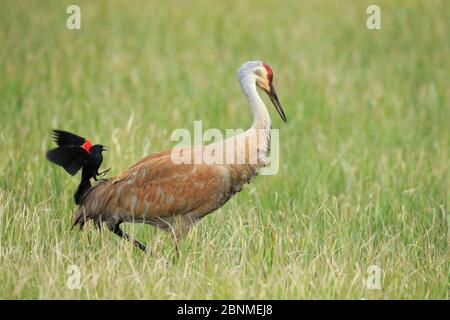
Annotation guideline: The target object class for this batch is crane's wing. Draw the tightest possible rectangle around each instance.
[46,145,90,175]
[51,130,87,147]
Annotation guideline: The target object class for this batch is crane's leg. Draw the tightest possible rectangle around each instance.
[171,231,181,259]
[168,215,195,259]
[110,223,147,252]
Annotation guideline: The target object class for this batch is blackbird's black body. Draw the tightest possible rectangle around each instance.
[46,130,108,204]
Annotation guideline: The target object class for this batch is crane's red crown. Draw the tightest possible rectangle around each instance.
[263,62,273,82]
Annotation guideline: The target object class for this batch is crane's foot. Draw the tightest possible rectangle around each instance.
[111,224,147,253]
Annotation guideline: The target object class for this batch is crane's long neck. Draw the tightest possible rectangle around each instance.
[236,70,272,166]
[239,74,271,130]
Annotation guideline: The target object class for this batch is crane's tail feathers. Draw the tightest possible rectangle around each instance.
[72,206,100,231]
[71,207,86,230]
[72,208,102,231]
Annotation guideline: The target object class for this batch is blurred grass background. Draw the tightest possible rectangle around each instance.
[0,0,448,299]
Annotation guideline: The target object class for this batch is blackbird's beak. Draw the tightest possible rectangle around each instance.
[267,83,287,123]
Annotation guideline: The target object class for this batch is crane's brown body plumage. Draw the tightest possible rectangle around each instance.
[73,144,260,238]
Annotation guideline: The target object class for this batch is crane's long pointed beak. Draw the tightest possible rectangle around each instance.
[268,83,287,123]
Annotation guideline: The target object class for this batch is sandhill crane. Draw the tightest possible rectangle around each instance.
[72,61,287,253]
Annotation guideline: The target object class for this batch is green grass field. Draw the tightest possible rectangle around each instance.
[0,0,448,299]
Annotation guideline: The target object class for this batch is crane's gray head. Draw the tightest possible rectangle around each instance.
[237,61,287,122]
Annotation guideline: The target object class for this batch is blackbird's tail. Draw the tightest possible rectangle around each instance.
[74,178,92,205]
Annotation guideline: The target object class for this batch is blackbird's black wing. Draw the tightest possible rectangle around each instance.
[51,130,87,147]
[46,146,90,176]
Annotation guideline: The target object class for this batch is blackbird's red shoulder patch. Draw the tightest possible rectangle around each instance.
[81,140,92,153]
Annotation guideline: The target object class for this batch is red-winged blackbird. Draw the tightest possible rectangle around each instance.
[46,130,110,204]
